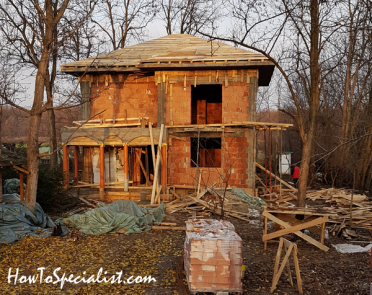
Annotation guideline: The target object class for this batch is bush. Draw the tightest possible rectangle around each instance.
[36,166,78,214]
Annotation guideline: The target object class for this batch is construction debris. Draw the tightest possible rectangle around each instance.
[306,188,372,230]
[164,183,264,221]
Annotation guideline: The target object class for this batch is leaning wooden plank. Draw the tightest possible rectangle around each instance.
[151,124,164,204]
[255,162,297,191]
[139,204,161,208]
[263,216,329,241]
[79,197,95,207]
[262,211,329,251]
[152,226,186,230]
[135,149,150,185]
[170,189,183,200]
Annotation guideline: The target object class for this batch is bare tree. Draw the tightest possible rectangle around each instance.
[160,0,221,35]
[93,0,157,51]
[0,0,97,206]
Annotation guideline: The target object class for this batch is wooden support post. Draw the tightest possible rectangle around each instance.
[151,124,164,204]
[123,144,129,192]
[320,222,326,245]
[62,145,69,189]
[149,122,156,168]
[19,172,24,201]
[74,146,79,185]
[264,216,268,250]
[161,143,167,191]
[99,145,105,200]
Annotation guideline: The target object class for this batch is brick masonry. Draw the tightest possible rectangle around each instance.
[83,70,258,190]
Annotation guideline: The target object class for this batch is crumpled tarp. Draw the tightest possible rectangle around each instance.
[58,200,165,235]
[3,178,26,194]
[231,187,267,208]
[332,243,372,253]
[0,194,57,244]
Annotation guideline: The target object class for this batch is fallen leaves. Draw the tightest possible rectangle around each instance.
[0,230,185,294]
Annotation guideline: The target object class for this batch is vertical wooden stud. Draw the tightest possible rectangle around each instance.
[123,144,128,192]
[99,145,105,200]
[161,143,167,191]
[74,146,79,185]
[264,215,268,250]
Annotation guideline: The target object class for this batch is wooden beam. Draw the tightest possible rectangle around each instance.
[99,145,105,200]
[151,124,164,204]
[149,123,156,169]
[135,148,150,185]
[262,216,328,241]
[152,226,186,230]
[74,146,79,184]
[255,162,297,192]
[262,211,329,251]
[161,144,167,191]
[123,144,129,192]
[12,165,29,175]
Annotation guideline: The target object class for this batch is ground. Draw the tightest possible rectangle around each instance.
[0,211,370,294]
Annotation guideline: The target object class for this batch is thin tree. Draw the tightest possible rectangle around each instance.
[0,0,97,206]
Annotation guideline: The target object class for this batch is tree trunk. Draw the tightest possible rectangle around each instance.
[47,106,57,168]
[0,105,2,202]
[297,0,320,207]
[25,2,53,207]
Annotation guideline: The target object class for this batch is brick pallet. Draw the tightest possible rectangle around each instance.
[184,219,243,294]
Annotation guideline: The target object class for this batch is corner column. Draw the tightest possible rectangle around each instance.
[161,143,167,191]
[157,81,166,125]
[246,74,258,193]
[63,145,69,189]
[99,145,105,200]
[123,144,129,192]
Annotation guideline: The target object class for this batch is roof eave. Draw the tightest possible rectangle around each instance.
[61,61,275,86]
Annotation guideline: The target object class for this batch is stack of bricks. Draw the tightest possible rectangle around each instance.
[184,219,243,293]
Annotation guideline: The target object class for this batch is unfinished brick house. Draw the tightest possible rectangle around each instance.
[60,34,279,201]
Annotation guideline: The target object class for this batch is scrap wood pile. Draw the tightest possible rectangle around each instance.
[306,188,372,231]
[164,183,265,221]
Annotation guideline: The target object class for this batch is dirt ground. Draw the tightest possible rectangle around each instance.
[0,211,370,294]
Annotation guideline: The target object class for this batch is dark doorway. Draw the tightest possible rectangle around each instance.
[191,84,222,124]
[191,137,222,168]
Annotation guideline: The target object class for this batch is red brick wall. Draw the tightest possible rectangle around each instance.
[165,82,191,125]
[89,75,158,123]
[164,80,250,126]
[222,82,249,124]
[167,136,249,188]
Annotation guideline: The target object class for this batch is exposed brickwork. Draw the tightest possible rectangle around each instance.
[88,70,258,189]
[90,75,158,123]
[222,82,249,124]
[165,81,191,125]
[168,136,249,188]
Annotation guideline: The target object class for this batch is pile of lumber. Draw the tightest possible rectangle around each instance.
[306,188,372,230]
[164,183,253,221]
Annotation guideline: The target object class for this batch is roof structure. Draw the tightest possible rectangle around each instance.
[61,34,275,86]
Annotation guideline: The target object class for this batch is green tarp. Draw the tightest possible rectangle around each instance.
[58,200,165,235]
[3,178,26,194]
[0,194,56,244]
[231,187,267,208]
